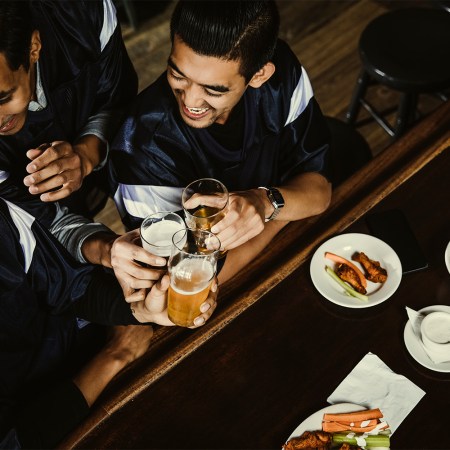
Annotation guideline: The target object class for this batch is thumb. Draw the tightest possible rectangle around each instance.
[144,274,170,312]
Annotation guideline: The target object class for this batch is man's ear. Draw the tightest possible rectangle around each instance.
[248,62,275,88]
[29,30,41,65]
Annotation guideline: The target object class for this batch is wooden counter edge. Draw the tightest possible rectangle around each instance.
[59,100,450,449]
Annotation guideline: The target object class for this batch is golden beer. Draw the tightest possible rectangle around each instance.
[186,205,225,231]
[168,258,215,327]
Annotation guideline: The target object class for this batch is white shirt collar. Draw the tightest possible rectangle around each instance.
[28,61,47,112]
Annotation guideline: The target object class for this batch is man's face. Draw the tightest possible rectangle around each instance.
[0,52,35,136]
[167,35,248,128]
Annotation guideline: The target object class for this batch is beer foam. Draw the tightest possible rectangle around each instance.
[142,220,184,256]
[170,258,215,294]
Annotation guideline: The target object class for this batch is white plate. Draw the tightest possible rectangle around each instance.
[403,304,450,373]
[445,241,450,274]
[284,403,365,444]
[310,233,402,308]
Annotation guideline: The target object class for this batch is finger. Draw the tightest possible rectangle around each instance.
[183,193,227,210]
[26,169,73,192]
[39,185,74,202]
[125,288,147,303]
[25,144,65,173]
[26,146,47,161]
[189,300,217,328]
[210,209,238,233]
[148,274,170,299]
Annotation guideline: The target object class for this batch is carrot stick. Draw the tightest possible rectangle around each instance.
[322,421,384,433]
[324,252,367,288]
[323,408,382,422]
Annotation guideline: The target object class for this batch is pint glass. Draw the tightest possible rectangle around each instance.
[182,178,228,232]
[140,211,186,258]
[168,228,220,327]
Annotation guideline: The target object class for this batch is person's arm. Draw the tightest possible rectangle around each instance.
[216,172,331,283]
[12,325,154,450]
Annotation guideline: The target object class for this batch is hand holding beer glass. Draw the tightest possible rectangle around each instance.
[168,228,220,327]
[182,178,228,232]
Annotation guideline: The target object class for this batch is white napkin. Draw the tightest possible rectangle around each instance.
[327,352,425,433]
[406,306,450,364]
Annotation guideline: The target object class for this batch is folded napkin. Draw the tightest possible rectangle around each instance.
[327,352,425,433]
[406,306,450,364]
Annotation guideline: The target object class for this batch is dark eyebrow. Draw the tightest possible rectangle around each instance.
[167,57,230,93]
[0,87,16,100]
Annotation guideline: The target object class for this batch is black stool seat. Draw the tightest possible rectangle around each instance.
[360,8,450,93]
[346,7,450,138]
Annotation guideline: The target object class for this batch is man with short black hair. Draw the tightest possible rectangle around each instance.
[110,0,332,284]
[0,0,136,238]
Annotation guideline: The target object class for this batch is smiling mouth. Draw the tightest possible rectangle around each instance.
[182,103,210,119]
[0,115,17,133]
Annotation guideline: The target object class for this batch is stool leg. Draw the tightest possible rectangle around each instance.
[395,93,417,138]
[346,69,370,124]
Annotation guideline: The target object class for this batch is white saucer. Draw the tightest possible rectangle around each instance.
[445,241,450,274]
[404,305,450,372]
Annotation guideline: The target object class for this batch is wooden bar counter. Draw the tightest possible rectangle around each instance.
[60,101,450,449]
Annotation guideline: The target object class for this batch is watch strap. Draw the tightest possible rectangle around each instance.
[258,186,284,222]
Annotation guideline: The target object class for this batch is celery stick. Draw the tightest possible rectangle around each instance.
[332,432,390,448]
[325,266,369,301]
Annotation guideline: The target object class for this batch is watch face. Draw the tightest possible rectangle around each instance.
[270,188,285,207]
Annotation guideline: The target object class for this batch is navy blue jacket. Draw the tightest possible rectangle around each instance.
[0,0,138,225]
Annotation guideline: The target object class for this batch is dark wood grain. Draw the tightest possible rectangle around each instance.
[59,93,450,448]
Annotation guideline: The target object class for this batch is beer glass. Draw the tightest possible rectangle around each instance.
[168,228,221,327]
[182,178,228,232]
[140,211,186,258]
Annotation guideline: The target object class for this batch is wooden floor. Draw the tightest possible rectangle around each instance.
[97,0,442,232]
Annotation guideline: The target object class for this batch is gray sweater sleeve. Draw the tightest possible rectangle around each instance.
[50,203,115,263]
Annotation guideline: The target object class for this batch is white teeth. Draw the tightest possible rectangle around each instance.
[186,106,209,115]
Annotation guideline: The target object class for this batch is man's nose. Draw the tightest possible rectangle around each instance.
[182,83,205,107]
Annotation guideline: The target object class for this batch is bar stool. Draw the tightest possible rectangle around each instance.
[346,7,450,138]
[325,116,372,185]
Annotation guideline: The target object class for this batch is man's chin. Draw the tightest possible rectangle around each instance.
[179,110,214,129]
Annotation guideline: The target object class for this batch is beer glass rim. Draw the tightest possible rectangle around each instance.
[182,178,229,218]
[140,211,185,248]
[171,227,221,256]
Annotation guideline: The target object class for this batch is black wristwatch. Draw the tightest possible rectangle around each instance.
[258,186,285,221]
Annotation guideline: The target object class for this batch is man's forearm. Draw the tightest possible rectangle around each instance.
[274,172,332,221]
[218,220,288,284]
[81,232,118,267]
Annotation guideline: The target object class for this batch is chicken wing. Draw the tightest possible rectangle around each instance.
[352,252,387,283]
[283,431,332,450]
[335,263,367,294]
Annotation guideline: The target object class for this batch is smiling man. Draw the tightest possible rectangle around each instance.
[109,0,332,284]
[0,0,137,223]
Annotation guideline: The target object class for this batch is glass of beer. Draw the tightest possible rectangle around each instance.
[167,228,221,327]
[182,178,228,232]
[140,211,186,258]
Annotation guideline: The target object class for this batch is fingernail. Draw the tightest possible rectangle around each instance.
[29,186,38,194]
[194,317,205,326]
[200,303,211,313]
[155,258,167,266]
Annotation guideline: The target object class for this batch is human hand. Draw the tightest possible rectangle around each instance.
[23,141,86,201]
[131,275,219,328]
[110,229,167,302]
[210,189,266,250]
